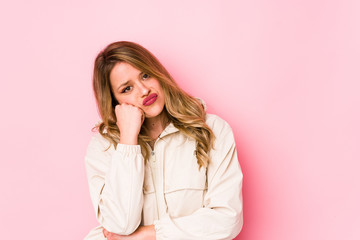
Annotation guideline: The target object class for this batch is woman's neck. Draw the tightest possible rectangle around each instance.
[143,110,169,140]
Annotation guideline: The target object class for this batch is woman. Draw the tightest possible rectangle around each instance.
[84,41,243,240]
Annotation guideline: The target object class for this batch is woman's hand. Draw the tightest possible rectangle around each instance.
[115,103,145,145]
[102,225,156,240]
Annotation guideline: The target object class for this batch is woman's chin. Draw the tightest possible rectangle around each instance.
[144,107,166,120]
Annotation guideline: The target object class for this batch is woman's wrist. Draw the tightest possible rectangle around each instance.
[119,135,138,145]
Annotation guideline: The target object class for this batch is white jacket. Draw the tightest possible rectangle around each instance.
[84,113,243,240]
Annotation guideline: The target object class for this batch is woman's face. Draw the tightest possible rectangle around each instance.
[109,62,165,119]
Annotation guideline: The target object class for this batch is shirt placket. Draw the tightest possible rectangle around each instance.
[149,143,167,219]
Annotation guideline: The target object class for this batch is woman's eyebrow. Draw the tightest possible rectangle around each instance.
[117,80,130,91]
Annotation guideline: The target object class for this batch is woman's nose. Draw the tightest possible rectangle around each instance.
[138,82,150,96]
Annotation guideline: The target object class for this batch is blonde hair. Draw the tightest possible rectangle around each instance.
[92,41,215,168]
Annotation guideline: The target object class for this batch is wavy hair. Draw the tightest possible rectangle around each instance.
[92,41,215,169]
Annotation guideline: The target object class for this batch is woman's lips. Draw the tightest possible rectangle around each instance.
[143,93,158,106]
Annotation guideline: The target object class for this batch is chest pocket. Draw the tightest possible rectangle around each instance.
[163,141,208,218]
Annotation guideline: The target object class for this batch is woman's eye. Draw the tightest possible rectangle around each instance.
[121,86,132,93]
[142,73,150,80]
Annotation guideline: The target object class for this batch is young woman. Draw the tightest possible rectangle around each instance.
[84,41,243,240]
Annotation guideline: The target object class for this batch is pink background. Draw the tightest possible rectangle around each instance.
[1,0,359,239]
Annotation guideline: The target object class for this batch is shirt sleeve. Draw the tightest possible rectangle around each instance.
[154,119,243,240]
[84,134,145,235]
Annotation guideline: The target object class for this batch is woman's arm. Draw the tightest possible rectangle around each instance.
[85,104,145,235]
[102,225,156,240]
[154,118,243,240]
[85,134,145,235]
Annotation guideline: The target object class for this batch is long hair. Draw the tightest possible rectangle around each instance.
[92,41,215,168]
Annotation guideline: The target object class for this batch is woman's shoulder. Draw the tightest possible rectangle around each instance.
[205,113,233,134]
[87,129,115,154]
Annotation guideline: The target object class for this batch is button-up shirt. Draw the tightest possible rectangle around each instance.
[84,114,243,240]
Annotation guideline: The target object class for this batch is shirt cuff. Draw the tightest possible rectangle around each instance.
[115,143,141,153]
[154,219,164,240]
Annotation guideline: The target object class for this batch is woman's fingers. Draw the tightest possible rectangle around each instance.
[102,228,127,240]
[103,228,109,237]
[115,103,144,145]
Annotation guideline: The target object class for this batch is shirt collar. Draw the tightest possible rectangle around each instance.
[159,122,179,139]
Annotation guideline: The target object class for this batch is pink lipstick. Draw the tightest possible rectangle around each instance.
[143,93,158,106]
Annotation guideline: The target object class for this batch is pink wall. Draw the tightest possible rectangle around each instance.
[1,0,359,239]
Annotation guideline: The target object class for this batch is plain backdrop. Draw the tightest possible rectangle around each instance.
[1,0,359,239]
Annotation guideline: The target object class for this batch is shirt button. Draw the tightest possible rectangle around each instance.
[151,151,156,162]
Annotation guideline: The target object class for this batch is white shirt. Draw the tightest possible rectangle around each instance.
[84,113,243,240]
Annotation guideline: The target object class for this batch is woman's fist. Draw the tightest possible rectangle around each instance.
[115,103,145,145]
